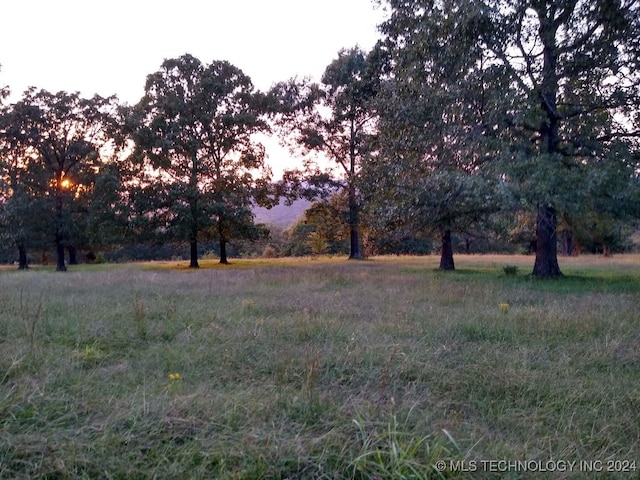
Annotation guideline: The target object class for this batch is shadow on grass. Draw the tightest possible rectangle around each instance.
[484,270,640,294]
[402,262,640,294]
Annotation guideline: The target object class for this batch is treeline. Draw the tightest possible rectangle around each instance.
[1,0,639,276]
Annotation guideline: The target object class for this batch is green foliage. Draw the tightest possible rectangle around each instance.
[127,54,273,267]
[350,415,457,479]
[377,0,640,276]
[2,4,640,268]
[368,0,510,268]
[307,231,330,255]
[72,342,107,367]
[0,89,119,270]
[282,194,351,256]
[0,105,52,267]
[85,163,129,249]
[272,47,381,259]
[502,265,519,276]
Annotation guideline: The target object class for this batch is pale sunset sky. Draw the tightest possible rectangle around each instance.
[1,1,386,175]
[1,0,385,102]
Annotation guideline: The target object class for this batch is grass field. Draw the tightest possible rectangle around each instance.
[0,254,638,479]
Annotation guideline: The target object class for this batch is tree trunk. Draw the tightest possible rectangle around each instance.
[561,229,573,256]
[219,238,228,264]
[218,216,229,264]
[532,205,562,277]
[349,223,362,260]
[439,229,455,271]
[532,12,562,278]
[347,113,363,260]
[348,185,363,260]
[68,245,78,265]
[189,238,199,268]
[55,176,66,272]
[189,168,199,269]
[18,244,28,270]
[55,238,67,272]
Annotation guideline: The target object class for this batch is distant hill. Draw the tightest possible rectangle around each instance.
[253,198,311,230]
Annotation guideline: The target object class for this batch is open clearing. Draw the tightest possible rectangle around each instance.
[1,255,638,479]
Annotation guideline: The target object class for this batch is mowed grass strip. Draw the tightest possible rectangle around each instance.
[0,255,638,479]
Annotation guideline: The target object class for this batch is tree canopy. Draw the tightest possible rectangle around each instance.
[271,47,381,259]
[1,89,118,270]
[127,54,273,267]
[1,17,639,271]
[374,0,640,275]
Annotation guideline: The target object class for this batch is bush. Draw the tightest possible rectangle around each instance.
[261,245,278,258]
[502,265,519,276]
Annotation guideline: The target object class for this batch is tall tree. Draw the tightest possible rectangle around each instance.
[371,0,505,269]
[492,0,640,276]
[379,0,640,276]
[129,54,272,267]
[3,89,117,271]
[272,47,380,259]
[0,111,50,269]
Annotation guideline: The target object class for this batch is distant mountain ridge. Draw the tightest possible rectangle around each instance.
[253,198,311,230]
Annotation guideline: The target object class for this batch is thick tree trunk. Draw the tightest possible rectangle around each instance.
[439,229,455,271]
[17,244,28,270]
[532,205,562,277]
[219,238,228,264]
[189,239,199,268]
[532,12,562,278]
[349,223,362,260]
[68,245,78,265]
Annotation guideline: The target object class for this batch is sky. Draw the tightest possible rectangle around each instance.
[1,0,386,176]
[1,0,386,103]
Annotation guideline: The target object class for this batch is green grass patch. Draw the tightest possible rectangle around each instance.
[0,254,638,478]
